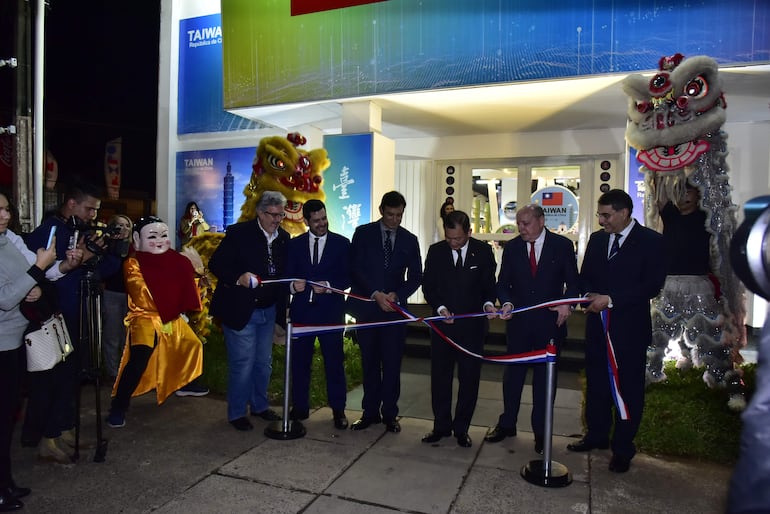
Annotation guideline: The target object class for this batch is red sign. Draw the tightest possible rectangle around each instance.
[542,192,563,206]
[291,0,386,16]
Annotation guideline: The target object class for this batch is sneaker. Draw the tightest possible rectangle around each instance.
[106,410,126,428]
[175,383,210,397]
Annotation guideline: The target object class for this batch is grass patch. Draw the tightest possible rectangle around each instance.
[635,361,755,465]
[201,325,363,407]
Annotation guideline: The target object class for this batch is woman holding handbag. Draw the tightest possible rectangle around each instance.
[0,190,82,510]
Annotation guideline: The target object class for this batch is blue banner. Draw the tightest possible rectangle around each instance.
[178,14,259,134]
[627,148,646,226]
[175,147,256,239]
[322,133,373,240]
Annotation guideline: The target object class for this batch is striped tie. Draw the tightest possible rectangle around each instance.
[609,233,622,259]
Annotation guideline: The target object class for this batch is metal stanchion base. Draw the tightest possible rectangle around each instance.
[264,420,306,440]
[521,460,572,488]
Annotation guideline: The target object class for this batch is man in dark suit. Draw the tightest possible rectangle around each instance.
[287,199,351,430]
[568,189,665,473]
[484,204,579,454]
[421,210,497,448]
[208,191,290,431]
[347,191,422,433]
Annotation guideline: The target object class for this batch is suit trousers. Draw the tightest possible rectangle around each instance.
[584,316,647,459]
[498,336,558,440]
[290,332,347,412]
[357,323,405,421]
[429,329,481,435]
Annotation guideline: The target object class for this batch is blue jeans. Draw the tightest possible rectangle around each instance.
[222,306,276,421]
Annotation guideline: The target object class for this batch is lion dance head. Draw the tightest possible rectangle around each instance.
[238,132,330,235]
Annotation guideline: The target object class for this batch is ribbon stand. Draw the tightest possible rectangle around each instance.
[265,320,306,440]
[521,342,572,487]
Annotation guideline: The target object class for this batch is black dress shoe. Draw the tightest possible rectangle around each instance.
[421,430,451,443]
[566,437,609,452]
[350,417,380,430]
[0,490,23,512]
[609,454,631,473]
[456,433,472,448]
[289,408,309,421]
[384,419,401,433]
[534,440,544,455]
[7,483,30,500]
[252,408,281,421]
[484,425,517,443]
[333,410,348,430]
[229,417,254,431]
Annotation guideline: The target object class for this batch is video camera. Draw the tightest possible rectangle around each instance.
[731,196,770,300]
[68,216,130,259]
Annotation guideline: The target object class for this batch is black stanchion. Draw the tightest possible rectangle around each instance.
[521,343,572,487]
[265,320,306,440]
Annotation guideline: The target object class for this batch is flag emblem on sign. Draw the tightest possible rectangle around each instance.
[542,192,563,206]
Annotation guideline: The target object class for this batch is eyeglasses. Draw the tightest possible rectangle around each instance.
[262,210,286,220]
[595,212,614,220]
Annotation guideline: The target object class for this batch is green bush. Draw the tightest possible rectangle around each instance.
[201,325,363,407]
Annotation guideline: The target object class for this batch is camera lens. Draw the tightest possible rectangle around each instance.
[731,196,770,300]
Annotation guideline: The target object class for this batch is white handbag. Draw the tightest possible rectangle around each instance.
[24,313,74,372]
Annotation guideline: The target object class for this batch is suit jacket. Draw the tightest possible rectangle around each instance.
[497,230,579,341]
[208,219,290,331]
[287,231,351,325]
[422,237,497,345]
[580,220,666,347]
[347,221,422,322]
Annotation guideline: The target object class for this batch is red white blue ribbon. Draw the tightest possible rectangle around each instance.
[600,309,630,420]
[253,275,627,417]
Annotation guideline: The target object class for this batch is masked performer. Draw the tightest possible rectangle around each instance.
[107,216,204,428]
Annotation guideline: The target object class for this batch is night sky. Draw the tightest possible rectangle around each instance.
[10,1,160,198]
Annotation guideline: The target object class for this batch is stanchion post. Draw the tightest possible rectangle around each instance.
[521,341,572,487]
[265,320,306,440]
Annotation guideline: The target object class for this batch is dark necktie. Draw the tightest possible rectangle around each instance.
[312,237,319,265]
[455,248,463,270]
[383,230,393,269]
[529,241,537,277]
[609,233,622,259]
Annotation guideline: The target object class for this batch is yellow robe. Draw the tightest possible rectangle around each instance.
[112,257,203,404]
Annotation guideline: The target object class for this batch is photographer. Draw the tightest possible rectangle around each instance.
[179,201,210,247]
[20,179,121,463]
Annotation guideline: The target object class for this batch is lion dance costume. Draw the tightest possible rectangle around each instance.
[182,132,330,335]
[622,53,746,409]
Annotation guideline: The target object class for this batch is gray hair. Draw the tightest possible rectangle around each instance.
[256,191,287,211]
[518,204,545,219]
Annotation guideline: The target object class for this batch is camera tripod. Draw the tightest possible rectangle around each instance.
[74,268,109,462]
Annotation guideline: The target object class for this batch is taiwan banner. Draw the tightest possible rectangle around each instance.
[323,133,373,240]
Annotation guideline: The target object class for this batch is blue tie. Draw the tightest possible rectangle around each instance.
[609,233,622,259]
[383,230,393,268]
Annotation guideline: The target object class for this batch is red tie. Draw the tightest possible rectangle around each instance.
[529,241,537,277]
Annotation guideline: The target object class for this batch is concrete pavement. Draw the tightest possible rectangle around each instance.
[10,364,733,513]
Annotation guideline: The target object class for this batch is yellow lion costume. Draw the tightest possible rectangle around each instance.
[239,132,330,236]
[183,132,330,335]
